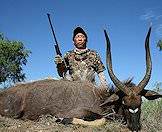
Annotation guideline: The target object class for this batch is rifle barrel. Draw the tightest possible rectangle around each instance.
[47,13,58,44]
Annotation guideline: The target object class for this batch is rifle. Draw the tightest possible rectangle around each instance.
[47,13,66,77]
[47,13,62,56]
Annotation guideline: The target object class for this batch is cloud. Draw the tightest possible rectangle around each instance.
[155,15,162,20]
[140,10,155,21]
[155,24,162,37]
[140,8,162,38]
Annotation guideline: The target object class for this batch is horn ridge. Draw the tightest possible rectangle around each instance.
[137,27,152,93]
[104,29,131,95]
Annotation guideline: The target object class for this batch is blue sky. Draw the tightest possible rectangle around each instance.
[0,0,162,89]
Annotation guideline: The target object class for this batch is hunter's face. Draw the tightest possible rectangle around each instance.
[73,33,86,49]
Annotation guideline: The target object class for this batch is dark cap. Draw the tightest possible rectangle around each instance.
[73,27,88,41]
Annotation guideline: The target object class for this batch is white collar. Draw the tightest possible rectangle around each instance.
[74,48,89,54]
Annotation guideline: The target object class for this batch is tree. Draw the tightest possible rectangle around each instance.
[157,39,162,51]
[0,33,31,87]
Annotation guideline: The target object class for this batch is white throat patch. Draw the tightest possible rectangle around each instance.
[129,108,139,114]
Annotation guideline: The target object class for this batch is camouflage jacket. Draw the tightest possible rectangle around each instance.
[63,48,105,84]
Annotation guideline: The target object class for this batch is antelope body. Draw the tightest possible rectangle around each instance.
[0,79,106,120]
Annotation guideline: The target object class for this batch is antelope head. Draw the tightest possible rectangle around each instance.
[102,27,162,131]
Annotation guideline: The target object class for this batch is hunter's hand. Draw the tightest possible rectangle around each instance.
[54,55,63,64]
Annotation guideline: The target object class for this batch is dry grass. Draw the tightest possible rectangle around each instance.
[0,115,130,132]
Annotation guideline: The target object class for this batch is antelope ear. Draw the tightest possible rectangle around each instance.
[141,89,162,100]
[100,94,119,107]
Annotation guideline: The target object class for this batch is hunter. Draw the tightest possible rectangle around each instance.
[55,26,108,88]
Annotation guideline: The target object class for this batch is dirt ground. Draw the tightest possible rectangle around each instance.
[0,114,133,132]
[0,114,158,132]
